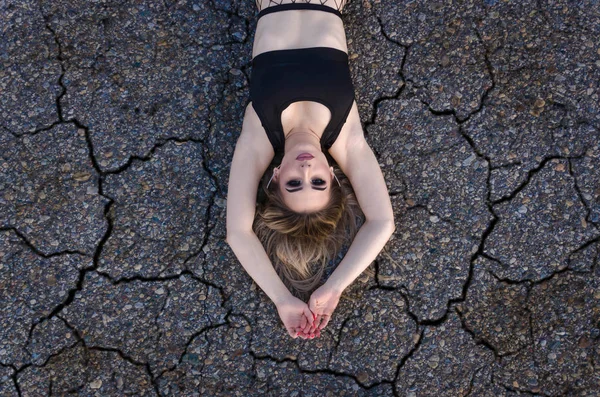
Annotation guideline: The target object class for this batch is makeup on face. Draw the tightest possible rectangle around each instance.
[278,146,332,192]
[296,153,314,161]
[285,173,327,192]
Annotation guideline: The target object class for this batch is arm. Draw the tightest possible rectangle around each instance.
[324,101,396,293]
[225,103,291,305]
[226,103,316,337]
[309,101,395,329]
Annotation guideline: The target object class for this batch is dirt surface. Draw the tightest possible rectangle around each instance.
[1,0,599,395]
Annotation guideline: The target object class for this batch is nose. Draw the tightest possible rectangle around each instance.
[300,162,311,178]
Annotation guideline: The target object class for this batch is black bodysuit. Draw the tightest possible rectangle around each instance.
[249,2,355,153]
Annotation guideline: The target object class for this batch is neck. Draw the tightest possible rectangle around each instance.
[284,128,321,152]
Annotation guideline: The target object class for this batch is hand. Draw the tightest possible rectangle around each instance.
[297,311,321,339]
[308,283,342,331]
[275,295,316,339]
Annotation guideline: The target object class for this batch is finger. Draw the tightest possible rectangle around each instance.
[288,328,298,338]
[300,313,307,330]
[308,295,318,314]
[314,314,323,329]
[318,314,331,330]
[303,306,315,326]
[302,320,312,334]
[298,325,313,337]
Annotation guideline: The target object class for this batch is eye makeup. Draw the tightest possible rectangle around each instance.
[285,179,328,192]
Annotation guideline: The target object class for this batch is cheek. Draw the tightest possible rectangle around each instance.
[278,165,291,177]
[279,156,295,173]
[317,163,331,175]
[278,167,297,183]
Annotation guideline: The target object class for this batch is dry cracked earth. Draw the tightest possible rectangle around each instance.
[1,0,599,395]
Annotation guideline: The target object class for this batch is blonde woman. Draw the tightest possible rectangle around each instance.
[226,0,395,339]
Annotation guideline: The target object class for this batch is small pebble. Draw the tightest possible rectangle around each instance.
[89,379,102,389]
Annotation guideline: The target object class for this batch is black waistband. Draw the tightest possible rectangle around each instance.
[257,3,343,21]
[252,46,348,67]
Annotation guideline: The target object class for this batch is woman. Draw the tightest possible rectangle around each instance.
[225,0,395,339]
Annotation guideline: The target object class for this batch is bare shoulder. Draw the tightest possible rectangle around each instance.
[328,101,369,167]
[227,102,275,230]
[327,101,393,222]
[238,102,275,159]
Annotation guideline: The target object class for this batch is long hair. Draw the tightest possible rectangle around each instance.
[253,167,365,299]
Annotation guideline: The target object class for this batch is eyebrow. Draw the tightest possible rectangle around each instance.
[285,186,327,193]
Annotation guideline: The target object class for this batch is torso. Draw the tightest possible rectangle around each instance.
[251,0,349,142]
[252,1,348,58]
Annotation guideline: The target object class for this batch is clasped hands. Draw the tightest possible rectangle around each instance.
[275,283,342,339]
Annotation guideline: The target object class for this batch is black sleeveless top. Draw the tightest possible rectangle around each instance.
[249,3,355,153]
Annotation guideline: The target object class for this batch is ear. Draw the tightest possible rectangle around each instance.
[329,166,334,178]
[273,166,280,181]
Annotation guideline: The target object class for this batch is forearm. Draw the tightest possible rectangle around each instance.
[325,219,395,293]
[226,230,293,306]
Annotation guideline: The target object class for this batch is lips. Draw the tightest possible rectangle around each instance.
[296,153,314,161]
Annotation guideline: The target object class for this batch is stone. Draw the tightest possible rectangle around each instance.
[345,0,405,124]
[485,159,600,281]
[0,125,108,255]
[17,343,154,395]
[0,0,62,134]
[395,312,494,396]
[100,140,215,279]
[329,289,418,385]
[378,198,478,321]
[0,229,89,368]
[493,267,600,395]
[458,258,531,356]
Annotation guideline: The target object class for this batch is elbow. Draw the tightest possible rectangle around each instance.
[379,216,396,238]
[383,218,396,237]
[367,218,395,237]
[225,229,251,247]
[225,230,237,247]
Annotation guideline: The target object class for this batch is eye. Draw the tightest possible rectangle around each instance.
[311,178,326,186]
[286,180,301,187]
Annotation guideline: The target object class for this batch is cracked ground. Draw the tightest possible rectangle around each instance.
[1,0,599,395]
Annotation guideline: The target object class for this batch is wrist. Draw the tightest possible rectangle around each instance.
[271,289,294,307]
[324,278,346,296]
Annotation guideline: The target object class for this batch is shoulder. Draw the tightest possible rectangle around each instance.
[242,102,262,132]
[328,101,368,159]
[238,102,275,157]
[229,102,275,184]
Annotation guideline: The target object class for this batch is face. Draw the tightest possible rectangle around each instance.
[273,145,334,213]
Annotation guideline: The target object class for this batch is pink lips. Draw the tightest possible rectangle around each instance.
[296,153,314,161]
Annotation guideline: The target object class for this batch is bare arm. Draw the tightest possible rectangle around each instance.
[325,101,396,293]
[226,104,318,338]
[225,103,293,305]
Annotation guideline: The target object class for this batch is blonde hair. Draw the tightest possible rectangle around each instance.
[253,167,366,299]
